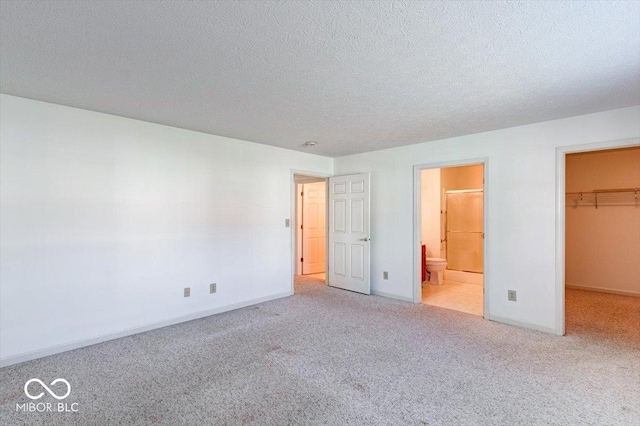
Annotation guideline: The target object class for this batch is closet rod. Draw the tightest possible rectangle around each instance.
[565,187,639,195]
[565,187,639,209]
[592,187,639,194]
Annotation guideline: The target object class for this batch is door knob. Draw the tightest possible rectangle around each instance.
[359,237,370,242]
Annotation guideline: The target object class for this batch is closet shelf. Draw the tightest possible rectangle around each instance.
[565,188,639,209]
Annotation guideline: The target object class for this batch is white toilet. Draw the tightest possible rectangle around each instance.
[425,258,447,285]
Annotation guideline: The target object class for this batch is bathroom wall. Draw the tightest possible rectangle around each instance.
[420,169,441,258]
[441,164,483,191]
[421,164,484,260]
[565,147,640,296]
[441,164,484,275]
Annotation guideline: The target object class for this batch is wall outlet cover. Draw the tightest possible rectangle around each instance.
[184,287,190,297]
[210,283,217,294]
[383,271,389,280]
[508,290,517,301]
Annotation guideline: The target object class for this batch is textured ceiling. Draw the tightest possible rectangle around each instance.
[1,1,639,157]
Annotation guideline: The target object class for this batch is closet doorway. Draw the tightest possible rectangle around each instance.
[564,146,640,343]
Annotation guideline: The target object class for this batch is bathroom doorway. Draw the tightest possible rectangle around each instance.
[415,161,486,317]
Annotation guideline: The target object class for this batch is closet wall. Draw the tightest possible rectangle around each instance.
[565,147,640,296]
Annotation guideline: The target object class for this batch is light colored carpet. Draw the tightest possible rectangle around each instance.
[0,276,638,425]
[565,288,640,346]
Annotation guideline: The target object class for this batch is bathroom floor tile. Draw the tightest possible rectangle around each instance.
[421,281,483,316]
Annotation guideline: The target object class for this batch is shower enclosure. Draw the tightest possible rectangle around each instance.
[444,189,483,273]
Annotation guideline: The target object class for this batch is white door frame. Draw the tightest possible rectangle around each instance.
[413,158,490,318]
[554,138,639,336]
[290,170,331,295]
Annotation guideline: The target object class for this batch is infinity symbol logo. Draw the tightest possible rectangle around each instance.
[24,378,71,400]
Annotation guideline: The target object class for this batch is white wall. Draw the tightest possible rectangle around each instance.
[334,106,640,333]
[420,169,441,257]
[1,95,639,364]
[565,147,640,296]
[0,95,332,364]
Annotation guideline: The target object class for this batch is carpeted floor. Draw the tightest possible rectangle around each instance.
[565,288,639,345]
[1,276,638,425]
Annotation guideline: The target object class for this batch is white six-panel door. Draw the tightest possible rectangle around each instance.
[328,173,370,294]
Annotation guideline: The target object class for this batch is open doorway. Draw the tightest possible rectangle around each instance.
[564,146,640,344]
[294,174,327,290]
[416,162,486,317]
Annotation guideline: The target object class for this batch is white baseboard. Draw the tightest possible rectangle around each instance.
[372,290,414,303]
[485,314,557,335]
[565,284,639,298]
[0,291,291,368]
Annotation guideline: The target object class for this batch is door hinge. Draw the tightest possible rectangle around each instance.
[301,191,304,196]
[301,258,303,262]
[300,225,303,229]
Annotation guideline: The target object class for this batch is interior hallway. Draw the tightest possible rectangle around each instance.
[305,272,326,282]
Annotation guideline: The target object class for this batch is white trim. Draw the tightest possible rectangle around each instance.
[485,315,556,335]
[290,169,331,294]
[372,290,414,303]
[566,284,640,298]
[296,183,303,275]
[413,158,490,320]
[555,138,640,336]
[0,291,291,368]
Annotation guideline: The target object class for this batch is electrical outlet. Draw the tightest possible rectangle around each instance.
[285,219,290,227]
[210,283,217,294]
[383,271,389,280]
[508,290,517,301]
[184,287,190,297]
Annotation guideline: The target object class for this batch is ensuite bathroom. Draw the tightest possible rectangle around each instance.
[420,164,484,316]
